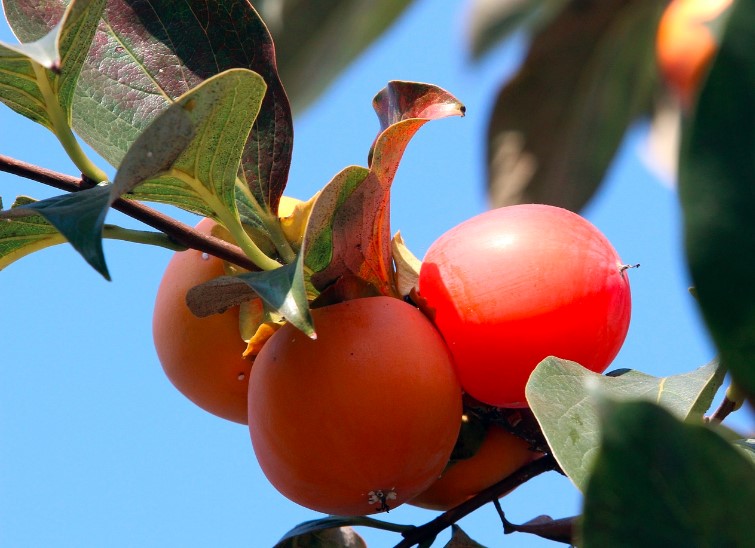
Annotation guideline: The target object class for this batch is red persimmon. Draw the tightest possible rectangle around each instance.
[418,204,631,408]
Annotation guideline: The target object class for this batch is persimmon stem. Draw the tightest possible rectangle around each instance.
[393,454,558,548]
[0,153,258,271]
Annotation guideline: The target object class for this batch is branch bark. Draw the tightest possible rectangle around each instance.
[0,154,258,271]
[394,453,559,547]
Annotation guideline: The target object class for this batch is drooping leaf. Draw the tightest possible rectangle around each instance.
[466,0,570,59]
[2,186,111,278]
[486,0,662,212]
[679,0,755,401]
[579,400,755,547]
[0,0,105,130]
[5,0,292,214]
[303,82,464,296]
[274,515,413,548]
[525,357,725,491]
[255,0,415,114]
[128,69,266,229]
[237,252,313,337]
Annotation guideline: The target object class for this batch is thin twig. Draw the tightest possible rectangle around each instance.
[394,454,558,548]
[706,396,737,424]
[0,153,257,271]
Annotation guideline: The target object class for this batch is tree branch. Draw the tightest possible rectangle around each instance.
[394,454,559,548]
[0,153,258,271]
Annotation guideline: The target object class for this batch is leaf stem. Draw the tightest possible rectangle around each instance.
[0,153,258,270]
[393,454,558,548]
[165,168,282,271]
[102,225,187,251]
[265,213,296,263]
[235,181,296,264]
[32,61,109,184]
[215,207,283,271]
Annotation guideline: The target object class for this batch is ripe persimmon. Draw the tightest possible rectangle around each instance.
[152,218,252,423]
[152,198,302,424]
[656,0,732,109]
[419,204,631,408]
[247,296,463,516]
[410,423,539,511]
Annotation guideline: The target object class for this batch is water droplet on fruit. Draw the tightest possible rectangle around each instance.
[237,373,246,381]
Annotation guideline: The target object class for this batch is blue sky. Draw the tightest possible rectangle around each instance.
[1,1,749,547]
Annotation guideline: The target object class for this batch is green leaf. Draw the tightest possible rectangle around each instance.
[0,200,68,271]
[237,252,314,337]
[303,81,465,296]
[679,0,755,401]
[4,186,112,279]
[128,69,265,222]
[466,0,570,59]
[256,0,415,114]
[0,98,196,277]
[525,357,725,491]
[0,0,105,129]
[579,400,755,547]
[112,102,196,197]
[274,515,412,548]
[485,0,662,212]
[5,0,292,214]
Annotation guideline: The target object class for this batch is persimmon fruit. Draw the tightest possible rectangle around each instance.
[153,217,251,423]
[656,0,732,109]
[247,296,463,516]
[410,423,539,511]
[152,198,301,424]
[418,204,631,408]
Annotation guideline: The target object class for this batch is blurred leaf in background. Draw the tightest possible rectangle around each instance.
[467,0,668,212]
[255,0,415,114]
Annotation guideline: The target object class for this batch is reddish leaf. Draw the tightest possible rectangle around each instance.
[304,82,464,297]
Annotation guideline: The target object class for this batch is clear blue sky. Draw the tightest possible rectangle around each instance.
[1,1,748,547]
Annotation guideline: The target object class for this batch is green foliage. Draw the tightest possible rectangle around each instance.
[1,95,197,277]
[679,0,755,401]
[237,254,313,337]
[526,357,724,491]
[5,0,292,212]
[0,197,68,270]
[579,400,755,547]
[0,0,104,130]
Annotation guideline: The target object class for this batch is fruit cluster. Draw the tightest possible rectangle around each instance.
[153,203,631,515]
